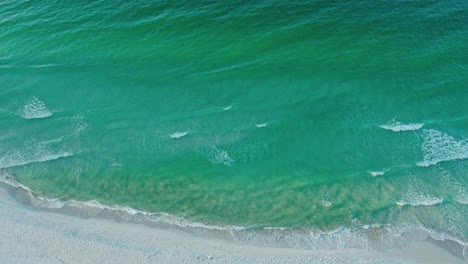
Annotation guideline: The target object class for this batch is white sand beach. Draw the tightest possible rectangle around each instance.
[0,186,466,264]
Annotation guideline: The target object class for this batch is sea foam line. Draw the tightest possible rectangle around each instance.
[0,172,466,252]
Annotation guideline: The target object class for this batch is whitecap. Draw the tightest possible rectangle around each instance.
[368,171,385,177]
[379,119,423,132]
[417,129,468,167]
[20,97,52,119]
[255,123,268,128]
[222,105,232,111]
[169,131,188,139]
[320,200,332,207]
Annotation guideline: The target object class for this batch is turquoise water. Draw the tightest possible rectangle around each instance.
[1,0,467,245]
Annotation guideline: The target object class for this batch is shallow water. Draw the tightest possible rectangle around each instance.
[0,0,467,245]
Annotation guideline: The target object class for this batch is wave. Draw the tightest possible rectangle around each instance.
[417,129,468,167]
[397,176,444,207]
[0,151,73,169]
[169,131,188,139]
[255,123,268,128]
[25,64,62,68]
[20,97,52,119]
[0,172,466,255]
[379,120,423,132]
[368,171,385,177]
[396,197,443,207]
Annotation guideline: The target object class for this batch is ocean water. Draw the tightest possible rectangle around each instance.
[1,0,467,249]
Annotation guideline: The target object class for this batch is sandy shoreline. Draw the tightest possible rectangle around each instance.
[0,184,466,264]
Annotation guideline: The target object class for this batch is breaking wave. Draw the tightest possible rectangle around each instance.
[169,131,188,139]
[379,120,423,132]
[396,197,443,207]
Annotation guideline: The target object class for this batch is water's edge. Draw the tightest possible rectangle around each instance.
[1,172,466,261]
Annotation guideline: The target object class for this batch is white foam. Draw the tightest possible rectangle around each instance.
[368,171,385,177]
[222,105,232,111]
[20,97,52,119]
[207,146,234,167]
[396,195,443,207]
[255,123,268,128]
[320,200,332,207]
[169,131,188,139]
[379,119,423,132]
[417,129,468,167]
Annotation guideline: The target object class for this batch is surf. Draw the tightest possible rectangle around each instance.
[379,119,423,132]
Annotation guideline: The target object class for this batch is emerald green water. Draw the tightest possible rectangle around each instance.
[0,0,467,243]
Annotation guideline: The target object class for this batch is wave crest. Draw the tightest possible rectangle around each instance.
[379,120,423,132]
[169,131,188,139]
[396,197,443,207]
